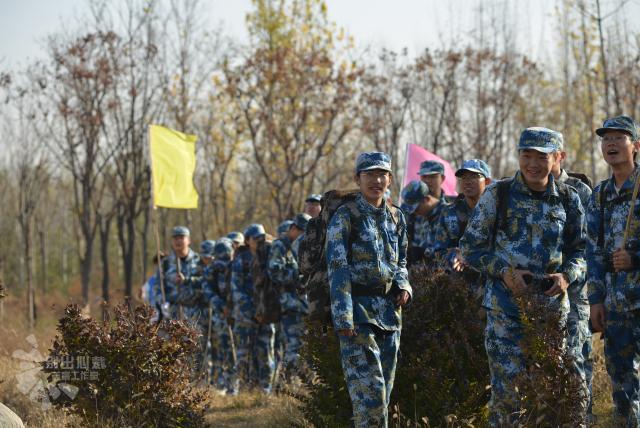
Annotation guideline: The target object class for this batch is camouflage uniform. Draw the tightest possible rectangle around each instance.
[557,168,594,418]
[229,245,275,394]
[434,196,473,267]
[157,248,202,321]
[327,152,411,428]
[587,158,640,425]
[460,129,586,425]
[202,239,236,392]
[268,235,309,375]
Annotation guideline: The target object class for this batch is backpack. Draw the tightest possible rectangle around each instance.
[298,189,400,326]
[492,178,572,245]
[566,171,593,189]
[252,240,281,324]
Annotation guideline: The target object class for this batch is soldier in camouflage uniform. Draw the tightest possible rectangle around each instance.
[227,231,244,253]
[417,160,449,260]
[190,239,216,377]
[277,220,294,239]
[587,116,640,426]
[327,151,412,428]
[460,128,586,426]
[550,141,594,421]
[229,224,276,394]
[434,159,491,274]
[400,180,441,266]
[203,238,236,394]
[268,213,311,380]
[156,226,202,321]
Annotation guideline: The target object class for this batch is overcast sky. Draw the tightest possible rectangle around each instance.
[1,0,638,69]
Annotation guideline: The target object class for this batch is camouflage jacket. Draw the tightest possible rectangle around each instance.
[156,249,202,319]
[326,192,412,331]
[587,164,640,313]
[460,172,586,317]
[557,169,592,317]
[420,200,447,258]
[202,258,231,314]
[230,246,256,325]
[268,236,308,314]
[434,196,473,266]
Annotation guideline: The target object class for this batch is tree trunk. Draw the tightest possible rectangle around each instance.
[24,221,35,330]
[80,238,94,308]
[38,227,46,293]
[99,215,111,307]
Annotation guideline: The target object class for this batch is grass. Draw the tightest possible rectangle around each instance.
[0,292,623,427]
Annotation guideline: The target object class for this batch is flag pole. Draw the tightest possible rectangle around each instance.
[148,125,166,305]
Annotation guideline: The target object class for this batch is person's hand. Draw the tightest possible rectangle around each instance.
[176,273,185,285]
[502,268,531,296]
[223,306,230,318]
[336,329,357,337]
[452,249,467,272]
[544,273,569,297]
[613,248,634,272]
[590,303,606,333]
[395,290,410,307]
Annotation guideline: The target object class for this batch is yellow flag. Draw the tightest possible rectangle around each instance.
[149,124,199,209]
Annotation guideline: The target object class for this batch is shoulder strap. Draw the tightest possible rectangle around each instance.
[598,183,607,248]
[492,179,512,245]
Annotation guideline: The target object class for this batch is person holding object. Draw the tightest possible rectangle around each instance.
[460,128,586,426]
[586,115,640,426]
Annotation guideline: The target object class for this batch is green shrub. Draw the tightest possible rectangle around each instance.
[44,303,208,427]
[391,267,490,426]
[512,290,584,426]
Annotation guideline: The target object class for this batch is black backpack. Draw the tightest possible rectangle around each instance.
[252,240,281,324]
[298,190,400,325]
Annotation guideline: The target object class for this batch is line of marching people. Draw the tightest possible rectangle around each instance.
[141,196,323,396]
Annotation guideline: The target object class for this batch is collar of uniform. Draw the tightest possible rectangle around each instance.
[356,192,387,217]
[169,248,197,262]
[513,171,560,198]
[426,200,444,221]
[603,162,640,194]
[557,169,570,183]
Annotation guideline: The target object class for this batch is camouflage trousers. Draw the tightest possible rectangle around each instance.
[211,314,235,392]
[567,307,593,420]
[231,321,275,394]
[603,310,640,427]
[485,310,525,426]
[280,311,306,375]
[338,323,400,428]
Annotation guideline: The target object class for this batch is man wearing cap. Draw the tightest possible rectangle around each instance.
[204,238,236,394]
[586,115,640,426]
[157,226,202,321]
[400,180,441,266]
[551,141,594,421]
[268,213,311,380]
[434,159,491,275]
[460,128,586,425]
[277,220,294,239]
[230,224,276,394]
[417,160,450,260]
[304,194,322,218]
[326,151,411,427]
[227,231,245,252]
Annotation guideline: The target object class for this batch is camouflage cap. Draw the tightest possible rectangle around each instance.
[277,220,294,237]
[401,180,430,214]
[596,115,638,140]
[293,213,312,231]
[171,226,190,237]
[244,224,266,239]
[455,159,492,178]
[214,238,234,259]
[356,151,392,174]
[518,127,563,153]
[199,239,216,257]
[227,231,244,245]
[305,194,322,203]
[418,160,445,176]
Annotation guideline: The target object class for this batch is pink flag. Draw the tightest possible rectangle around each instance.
[403,144,458,196]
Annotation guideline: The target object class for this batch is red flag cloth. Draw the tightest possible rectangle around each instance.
[403,144,458,196]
